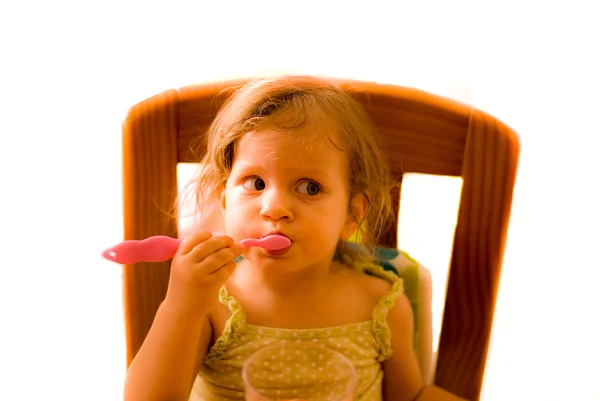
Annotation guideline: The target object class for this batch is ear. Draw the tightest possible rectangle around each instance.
[341,192,370,240]
[218,185,227,213]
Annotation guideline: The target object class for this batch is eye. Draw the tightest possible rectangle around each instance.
[242,177,266,191]
[297,180,320,196]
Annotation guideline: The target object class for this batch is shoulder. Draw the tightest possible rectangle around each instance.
[386,290,414,333]
[354,265,413,331]
[333,262,405,311]
[335,262,392,295]
[344,263,413,333]
[358,270,395,304]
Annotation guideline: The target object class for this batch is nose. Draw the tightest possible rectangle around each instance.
[260,187,294,222]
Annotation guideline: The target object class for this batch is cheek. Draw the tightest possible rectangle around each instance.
[223,211,245,239]
[314,200,349,234]
[222,189,253,229]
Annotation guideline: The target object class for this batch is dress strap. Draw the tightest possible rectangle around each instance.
[204,285,247,365]
[360,263,405,361]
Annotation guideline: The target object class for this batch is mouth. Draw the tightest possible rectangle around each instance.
[264,246,291,257]
[263,231,289,239]
[262,232,292,256]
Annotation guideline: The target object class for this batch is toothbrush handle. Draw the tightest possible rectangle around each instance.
[102,236,183,264]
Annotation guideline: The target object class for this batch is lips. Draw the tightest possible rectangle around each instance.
[264,246,291,257]
[261,232,292,256]
[263,231,290,240]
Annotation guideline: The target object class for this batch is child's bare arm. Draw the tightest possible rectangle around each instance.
[382,293,424,400]
[382,294,467,401]
[123,231,245,401]
[414,385,468,401]
[123,304,212,400]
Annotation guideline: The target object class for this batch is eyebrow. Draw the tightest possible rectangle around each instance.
[234,163,334,181]
[295,167,334,179]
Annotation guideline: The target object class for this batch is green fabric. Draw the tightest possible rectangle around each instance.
[192,269,404,401]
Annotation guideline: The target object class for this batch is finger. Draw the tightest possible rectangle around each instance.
[210,261,237,282]
[178,231,213,255]
[200,243,245,274]
[187,235,236,263]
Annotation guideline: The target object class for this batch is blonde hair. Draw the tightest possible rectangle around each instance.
[191,75,399,264]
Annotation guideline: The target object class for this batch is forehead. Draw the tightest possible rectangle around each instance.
[233,126,346,173]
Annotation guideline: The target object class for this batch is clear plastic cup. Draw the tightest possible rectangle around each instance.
[242,341,357,401]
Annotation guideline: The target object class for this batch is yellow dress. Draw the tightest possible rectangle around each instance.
[190,265,403,401]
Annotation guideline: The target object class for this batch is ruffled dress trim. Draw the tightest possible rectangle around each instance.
[204,262,404,365]
[204,285,246,367]
[357,262,405,361]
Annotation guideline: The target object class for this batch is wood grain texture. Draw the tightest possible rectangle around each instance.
[121,89,179,365]
[120,77,520,401]
[434,107,520,400]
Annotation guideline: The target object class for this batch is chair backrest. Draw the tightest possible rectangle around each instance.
[121,77,520,401]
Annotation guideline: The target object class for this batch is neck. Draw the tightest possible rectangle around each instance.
[232,258,334,297]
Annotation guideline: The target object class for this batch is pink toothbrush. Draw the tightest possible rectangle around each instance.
[101,234,291,265]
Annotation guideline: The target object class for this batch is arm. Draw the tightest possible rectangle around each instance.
[415,265,433,384]
[123,304,212,401]
[382,294,467,401]
[123,231,245,401]
[415,386,468,401]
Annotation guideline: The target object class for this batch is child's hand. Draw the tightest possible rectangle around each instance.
[164,231,245,315]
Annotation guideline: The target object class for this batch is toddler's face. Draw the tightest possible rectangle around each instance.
[221,126,356,273]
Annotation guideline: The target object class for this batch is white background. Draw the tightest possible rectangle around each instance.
[1,1,598,400]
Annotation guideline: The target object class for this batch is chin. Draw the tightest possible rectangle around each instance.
[248,250,298,268]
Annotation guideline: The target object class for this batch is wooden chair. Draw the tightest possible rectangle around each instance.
[120,77,520,401]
